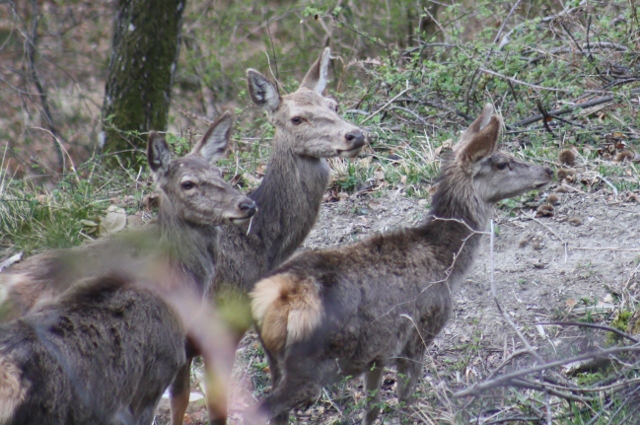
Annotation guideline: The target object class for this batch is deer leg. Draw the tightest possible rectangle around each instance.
[170,357,192,425]
[395,356,423,406]
[135,404,157,425]
[260,373,323,425]
[363,362,384,425]
[204,359,228,425]
[264,346,283,388]
[205,328,245,425]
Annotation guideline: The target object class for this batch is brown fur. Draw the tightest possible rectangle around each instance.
[0,273,187,425]
[170,47,365,425]
[0,355,29,423]
[250,104,554,425]
[251,274,323,354]
[0,111,256,323]
[0,113,255,424]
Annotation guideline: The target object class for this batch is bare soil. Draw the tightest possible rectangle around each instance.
[156,184,640,424]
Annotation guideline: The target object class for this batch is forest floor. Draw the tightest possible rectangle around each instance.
[155,180,640,424]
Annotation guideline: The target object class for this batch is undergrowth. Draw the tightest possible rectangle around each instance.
[2,0,640,423]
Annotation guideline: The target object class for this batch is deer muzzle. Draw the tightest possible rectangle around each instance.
[338,130,365,158]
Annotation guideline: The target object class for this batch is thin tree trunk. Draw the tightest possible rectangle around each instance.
[101,0,185,166]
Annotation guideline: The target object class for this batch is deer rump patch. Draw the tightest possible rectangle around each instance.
[251,274,323,354]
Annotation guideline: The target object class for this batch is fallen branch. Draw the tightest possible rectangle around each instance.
[454,344,638,398]
[513,88,640,127]
[537,321,639,344]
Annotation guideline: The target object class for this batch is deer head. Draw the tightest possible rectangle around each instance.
[450,104,554,204]
[148,111,257,226]
[246,47,365,159]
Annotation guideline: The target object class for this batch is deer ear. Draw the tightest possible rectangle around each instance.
[460,103,494,144]
[192,111,233,164]
[459,115,502,164]
[300,47,331,94]
[148,132,172,176]
[247,69,280,113]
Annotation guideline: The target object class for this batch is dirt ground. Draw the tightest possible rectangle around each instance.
[155,182,640,424]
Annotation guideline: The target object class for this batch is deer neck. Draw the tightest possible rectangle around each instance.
[418,177,493,291]
[158,203,219,291]
[248,139,330,270]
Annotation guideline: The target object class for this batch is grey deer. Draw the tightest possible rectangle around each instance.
[250,104,554,425]
[0,272,186,425]
[169,47,365,425]
[0,111,256,323]
[0,113,256,425]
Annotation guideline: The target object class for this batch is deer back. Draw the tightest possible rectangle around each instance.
[0,273,186,425]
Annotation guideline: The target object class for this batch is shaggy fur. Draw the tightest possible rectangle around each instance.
[250,104,554,425]
[170,48,365,425]
[252,274,323,353]
[0,111,256,323]
[0,274,186,425]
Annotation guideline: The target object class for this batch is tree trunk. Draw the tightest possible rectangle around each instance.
[101,0,185,166]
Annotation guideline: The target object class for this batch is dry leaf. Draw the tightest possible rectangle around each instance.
[99,205,127,236]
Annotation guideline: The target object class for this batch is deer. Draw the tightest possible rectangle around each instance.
[249,104,554,425]
[0,112,257,425]
[0,111,257,323]
[0,272,187,425]
[168,47,366,425]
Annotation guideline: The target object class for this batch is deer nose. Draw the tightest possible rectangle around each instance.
[345,130,365,149]
[238,199,257,217]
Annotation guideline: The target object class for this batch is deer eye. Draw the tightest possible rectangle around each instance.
[181,181,196,190]
[291,116,303,125]
[496,162,509,170]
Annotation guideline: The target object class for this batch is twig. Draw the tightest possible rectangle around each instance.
[265,16,278,81]
[572,247,640,252]
[493,0,523,44]
[490,220,544,363]
[499,1,587,49]
[31,126,80,184]
[623,261,640,290]
[25,0,64,173]
[536,100,556,136]
[510,378,597,403]
[454,345,638,397]
[513,88,640,127]
[480,68,573,93]
[361,87,410,124]
[598,173,618,196]
[388,105,429,126]
[537,321,639,344]
[522,213,568,263]
[399,96,473,121]
[486,348,533,380]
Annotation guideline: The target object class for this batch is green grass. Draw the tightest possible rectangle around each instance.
[3,0,640,423]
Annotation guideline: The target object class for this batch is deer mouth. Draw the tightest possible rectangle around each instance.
[228,209,258,225]
[533,179,552,189]
[337,147,363,158]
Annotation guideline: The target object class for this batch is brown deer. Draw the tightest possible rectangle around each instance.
[0,111,256,323]
[0,272,187,425]
[0,112,256,425]
[250,104,554,425]
[169,47,365,425]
